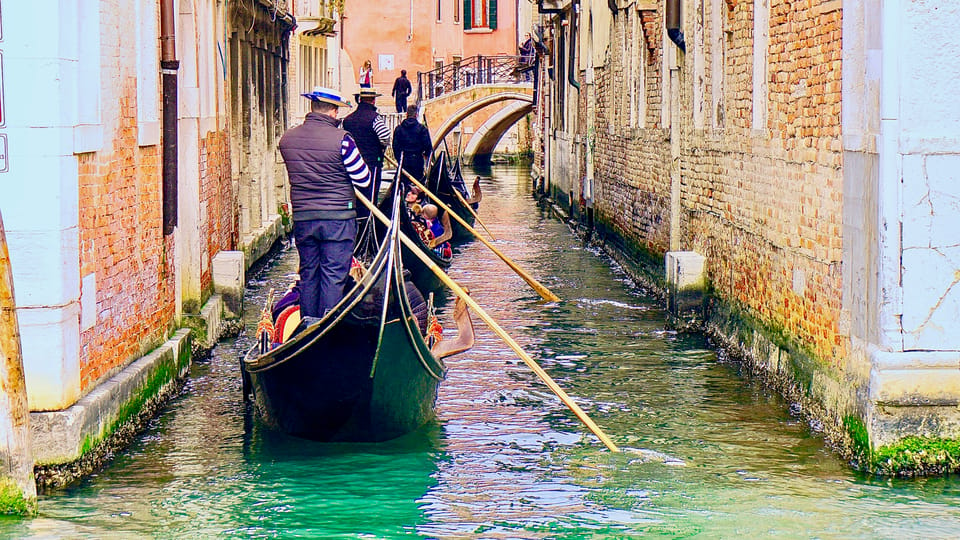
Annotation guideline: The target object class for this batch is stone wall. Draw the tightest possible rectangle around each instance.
[229,3,294,264]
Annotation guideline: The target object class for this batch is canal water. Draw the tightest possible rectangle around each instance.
[6,165,960,538]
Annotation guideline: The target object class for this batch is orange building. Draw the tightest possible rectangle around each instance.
[342,0,520,101]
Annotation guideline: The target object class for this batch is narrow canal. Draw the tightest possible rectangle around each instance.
[8,165,960,538]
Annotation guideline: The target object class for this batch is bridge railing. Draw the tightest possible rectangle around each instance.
[417,55,530,101]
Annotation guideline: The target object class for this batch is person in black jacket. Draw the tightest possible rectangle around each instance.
[278,86,371,318]
[391,70,412,113]
[342,88,390,212]
[392,104,433,185]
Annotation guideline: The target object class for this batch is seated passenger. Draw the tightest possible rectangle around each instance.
[421,204,452,259]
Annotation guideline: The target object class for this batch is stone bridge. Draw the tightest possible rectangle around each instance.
[422,85,533,163]
[413,55,534,164]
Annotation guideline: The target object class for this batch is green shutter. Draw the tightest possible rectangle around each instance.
[488,0,497,29]
[464,0,472,29]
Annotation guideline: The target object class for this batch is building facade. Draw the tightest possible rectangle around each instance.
[535,0,960,474]
[0,0,291,485]
[227,1,296,264]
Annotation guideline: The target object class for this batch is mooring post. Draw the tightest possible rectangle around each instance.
[0,212,37,514]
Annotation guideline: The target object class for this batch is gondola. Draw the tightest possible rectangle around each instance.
[377,174,454,293]
[426,149,479,244]
[241,195,474,442]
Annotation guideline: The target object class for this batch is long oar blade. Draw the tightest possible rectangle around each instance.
[451,186,497,242]
[356,190,619,453]
[385,155,559,302]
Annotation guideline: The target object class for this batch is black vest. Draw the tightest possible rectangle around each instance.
[278,113,356,220]
[341,102,384,169]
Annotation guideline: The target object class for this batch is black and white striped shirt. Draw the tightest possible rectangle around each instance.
[340,134,371,189]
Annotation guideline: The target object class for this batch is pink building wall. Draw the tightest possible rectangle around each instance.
[343,0,519,99]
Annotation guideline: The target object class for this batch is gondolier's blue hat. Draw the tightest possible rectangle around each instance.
[301,86,351,107]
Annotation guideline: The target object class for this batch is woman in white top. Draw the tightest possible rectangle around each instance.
[358,60,373,88]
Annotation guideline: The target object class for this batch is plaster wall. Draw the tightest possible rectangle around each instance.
[463,0,518,58]
[341,0,435,98]
[1,1,92,410]
[862,0,960,448]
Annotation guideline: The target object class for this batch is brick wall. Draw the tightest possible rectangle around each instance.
[78,77,176,390]
[199,130,237,294]
[590,4,671,261]
[578,0,844,363]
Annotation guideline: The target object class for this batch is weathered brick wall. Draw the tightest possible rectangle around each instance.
[78,76,176,390]
[586,0,844,362]
[679,0,844,362]
[590,6,671,261]
[199,130,237,294]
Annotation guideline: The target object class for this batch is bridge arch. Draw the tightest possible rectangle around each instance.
[462,101,534,165]
[425,89,534,151]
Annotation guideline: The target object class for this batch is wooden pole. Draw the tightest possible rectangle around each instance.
[357,191,619,452]
[385,155,560,302]
[0,212,37,513]
[450,185,498,242]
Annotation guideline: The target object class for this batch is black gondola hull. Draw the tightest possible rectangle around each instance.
[242,219,445,443]
[247,318,439,442]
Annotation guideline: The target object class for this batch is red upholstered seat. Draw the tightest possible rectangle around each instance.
[273,304,302,344]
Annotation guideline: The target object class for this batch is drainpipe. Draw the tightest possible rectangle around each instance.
[407,0,414,41]
[568,2,580,91]
[666,0,685,52]
[161,0,180,236]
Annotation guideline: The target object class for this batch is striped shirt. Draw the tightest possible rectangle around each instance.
[372,115,391,147]
[341,134,371,189]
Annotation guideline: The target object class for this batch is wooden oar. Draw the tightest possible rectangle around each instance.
[450,183,497,242]
[384,155,560,302]
[356,190,619,453]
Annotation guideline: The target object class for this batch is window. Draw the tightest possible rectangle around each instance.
[299,40,329,116]
[752,0,769,130]
[437,0,442,22]
[136,0,159,146]
[463,0,497,30]
[712,0,729,129]
[454,0,460,23]
[75,0,103,153]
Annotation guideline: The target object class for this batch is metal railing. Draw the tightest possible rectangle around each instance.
[417,55,531,101]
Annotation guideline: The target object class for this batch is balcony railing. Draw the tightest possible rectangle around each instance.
[417,55,530,101]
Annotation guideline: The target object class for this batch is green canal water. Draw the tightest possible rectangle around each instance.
[6,165,960,538]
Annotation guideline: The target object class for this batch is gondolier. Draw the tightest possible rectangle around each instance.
[342,88,390,213]
[278,86,371,318]
[392,104,433,185]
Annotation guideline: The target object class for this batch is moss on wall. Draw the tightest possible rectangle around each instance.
[0,478,35,516]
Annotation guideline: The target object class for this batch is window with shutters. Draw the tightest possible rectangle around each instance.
[463,0,497,30]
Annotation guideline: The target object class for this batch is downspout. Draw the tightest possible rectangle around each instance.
[666,0,685,52]
[407,0,414,41]
[161,0,180,236]
[568,2,580,91]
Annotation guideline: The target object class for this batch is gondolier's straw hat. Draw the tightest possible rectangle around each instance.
[301,86,351,107]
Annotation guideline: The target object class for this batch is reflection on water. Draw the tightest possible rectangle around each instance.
[7,165,960,538]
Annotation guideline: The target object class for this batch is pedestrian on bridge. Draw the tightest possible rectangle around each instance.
[278,87,371,318]
[342,88,391,213]
[392,104,433,185]
[519,32,535,82]
[392,70,412,114]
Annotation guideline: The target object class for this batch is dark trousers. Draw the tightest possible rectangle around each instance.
[293,218,357,317]
[395,96,407,114]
